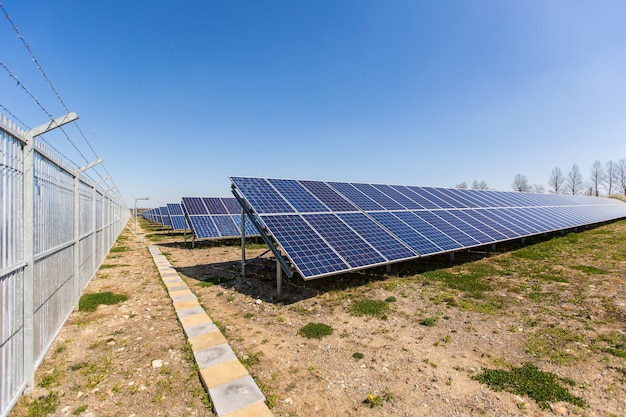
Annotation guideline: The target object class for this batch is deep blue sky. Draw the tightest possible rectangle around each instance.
[2,1,625,208]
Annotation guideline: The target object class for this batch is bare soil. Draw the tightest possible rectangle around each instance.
[12,219,626,417]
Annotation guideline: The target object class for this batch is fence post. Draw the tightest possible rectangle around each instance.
[23,113,78,389]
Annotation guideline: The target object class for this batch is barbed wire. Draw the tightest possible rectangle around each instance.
[1,2,121,198]
[0,102,30,130]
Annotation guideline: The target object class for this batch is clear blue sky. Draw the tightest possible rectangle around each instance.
[2,1,625,208]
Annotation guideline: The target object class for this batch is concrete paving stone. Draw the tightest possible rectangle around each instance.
[170,289,193,298]
[199,359,249,389]
[185,321,220,339]
[194,343,237,369]
[180,313,212,328]
[176,306,206,318]
[173,299,201,310]
[188,330,228,351]
[166,284,188,292]
[209,375,266,417]
[222,401,274,417]
[172,293,197,303]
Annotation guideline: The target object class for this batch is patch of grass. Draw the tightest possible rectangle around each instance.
[421,269,492,295]
[240,351,261,367]
[473,363,586,410]
[298,322,333,339]
[79,292,128,312]
[198,275,230,287]
[526,326,585,365]
[420,317,437,327]
[349,299,389,319]
[109,246,129,253]
[27,391,60,416]
[352,352,364,360]
[571,265,610,275]
[362,388,394,408]
[73,404,88,414]
[39,368,61,389]
[98,264,118,270]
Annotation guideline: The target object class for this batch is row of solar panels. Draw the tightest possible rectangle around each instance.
[141,198,259,239]
[230,177,626,280]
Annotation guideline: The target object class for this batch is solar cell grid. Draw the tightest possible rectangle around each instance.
[351,183,405,210]
[392,185,439,209]
[337,212,417,261]
[231,177,294,214]
[370,211,446,255]
[230,176,626,281]
[269,179,329,213]
[203,197,229,214]
[328,182,385,211]
[182,197,209,215]
[262,214,349,278]
[303,213,386,268]
[372,184,424,210]
[300,180,359,212]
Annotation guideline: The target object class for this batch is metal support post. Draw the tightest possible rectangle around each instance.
[449,252,455,263]
[23,112,78,389]
[241,211,246,278]
[276,259,283,296]
[134,196,150,235]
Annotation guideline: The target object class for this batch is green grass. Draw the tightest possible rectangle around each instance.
[526,326,585,365]
[79,292,128,312]
[473,363,586,410]
[198,276,230,287]
[421,269,492,294]
[298,322,333,339]
[571,265,610,275]
[109,246,130,253]
[26,391,60,416]
[348,299,389,319]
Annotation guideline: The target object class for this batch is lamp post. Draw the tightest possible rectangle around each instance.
[134,196,150,234]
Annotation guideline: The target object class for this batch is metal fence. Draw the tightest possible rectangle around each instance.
[0,113,129,416]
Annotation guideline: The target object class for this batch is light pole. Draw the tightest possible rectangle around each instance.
[134,197,150,234]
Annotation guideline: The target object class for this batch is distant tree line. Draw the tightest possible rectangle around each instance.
[456,158,626,196]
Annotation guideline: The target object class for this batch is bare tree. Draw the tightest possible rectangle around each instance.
[455,182,468,189]
[566,164,584,195]
[471,180,489,190]
[605,160,618,195]
[618,159,626,196]
[530,184,545,194]
[589,160,605,196]
[548,167,565,194]
[512,174,530,192]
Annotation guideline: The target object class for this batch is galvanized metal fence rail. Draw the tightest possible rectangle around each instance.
[0,113,129,416]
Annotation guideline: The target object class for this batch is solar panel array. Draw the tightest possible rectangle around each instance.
[230,176,626,280]
[167,203,189,230]
[181,197,259,239]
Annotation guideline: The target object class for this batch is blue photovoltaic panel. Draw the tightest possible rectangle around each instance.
[369,211,445,255]
[188,216,219,239]
[328,182,386,211]
[203,197,229,214]
[373,184,424,210]
[407,186,452,209]
[182,197,209,215]
[231,177,294,214]
[224,198,243,214]
[301,180,359,212]
[160,207,172,226]
[167,203,184,215]
[262,214,349,278]
[269,179,329,213]
[171,216,188,230]
[391,211,461,252]
[351,183,405,210]
[212,215,240,237]
[303,213,386,268]
[181,196,259,239]
[337,212,417,261]
[230,176,626,280]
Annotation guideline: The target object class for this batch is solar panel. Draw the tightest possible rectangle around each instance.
[231,176,626,281]
[167,203,189,230]
[181,196,260,240]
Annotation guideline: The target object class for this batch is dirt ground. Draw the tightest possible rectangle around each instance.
[12,218,626,417]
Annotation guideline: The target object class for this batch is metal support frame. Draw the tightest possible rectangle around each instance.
[232,185,293,295]
[23,112,78,389]
[73,159,102,309]
[134,196,150,235]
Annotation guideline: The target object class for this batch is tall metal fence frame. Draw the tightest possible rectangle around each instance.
[0,113,129,416]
